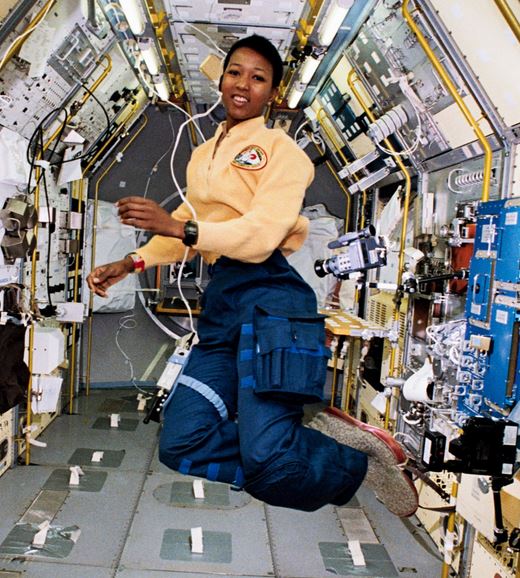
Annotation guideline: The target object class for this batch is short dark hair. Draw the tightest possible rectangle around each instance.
[222,35,284,88]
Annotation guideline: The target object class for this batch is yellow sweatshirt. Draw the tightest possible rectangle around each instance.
[136,115,315,266]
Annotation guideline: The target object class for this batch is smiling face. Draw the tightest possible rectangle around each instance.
[220,47,279,130]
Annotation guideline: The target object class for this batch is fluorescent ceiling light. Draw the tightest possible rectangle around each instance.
[299,55,321,84]
[287,82,306,109]
[153,75,170,101]
[119,0,146,36]
[138,37,161,75]
[318,0,354,47]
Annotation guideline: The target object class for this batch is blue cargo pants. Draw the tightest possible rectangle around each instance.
[159,251,367,511]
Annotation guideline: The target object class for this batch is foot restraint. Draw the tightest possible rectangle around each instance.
[308,407,418,517]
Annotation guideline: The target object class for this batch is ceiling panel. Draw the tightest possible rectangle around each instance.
[165,0,306,103]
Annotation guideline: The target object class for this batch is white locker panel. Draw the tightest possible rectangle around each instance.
[166,0,304,27]
[432,0,520,127]
[171,21,296,103]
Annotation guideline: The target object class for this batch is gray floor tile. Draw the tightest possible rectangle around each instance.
[0,389,444,578]
[28,414,159,472]
[149,446,176,475]
[0,467,145,569]
[355,486,443,578]
[119,471,274,576]
[149,446,172,475]
[42,469,108,492]
[0,561,113,577]
[319,541,398,576]
[49,470,145,568]
[73,389,150,417]
[116,568,266,577]
[266,503,350,578]
[0,467,58,544]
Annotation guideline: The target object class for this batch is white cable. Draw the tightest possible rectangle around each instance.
[131,43,222,339]
[310,132,324,147]
[373,75,424,157]
[143,112,176,199]
[169,92,222,219]
[172,5,226,57]
[115,313,150,395]
[131,189,187,342]
[293,121,309,143]
[167,93,222,333]
[447,168,466,194]
[0,0,55,71]
[393,431,416,445]
[130,105,215,340]
[375,114,421,157]
[402,413,423,426]
[177,246,196,334]
[139,93,221,337]
[449,346,460,366]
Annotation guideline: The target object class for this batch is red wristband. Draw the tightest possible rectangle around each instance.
[126,252,145,273]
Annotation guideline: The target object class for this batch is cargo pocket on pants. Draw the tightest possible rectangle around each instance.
[253,306,330,404]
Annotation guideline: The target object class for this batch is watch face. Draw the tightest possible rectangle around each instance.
[184,221,198,246]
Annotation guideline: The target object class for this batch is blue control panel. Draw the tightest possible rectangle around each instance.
[458,199,520,419]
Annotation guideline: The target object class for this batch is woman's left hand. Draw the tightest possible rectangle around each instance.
[117,196,184,238]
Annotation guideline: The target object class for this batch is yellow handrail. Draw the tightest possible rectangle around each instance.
[347,69,412,428]
[0,0,57,73]
[441,478,459,578]
[25,164,41,465]
[23,54,113,459]
[68,101,145,411]
[402,0,493,202]
[279,0,326,99]
[494,0,520,43]
[317,109,350,165]
[296,0,326,48]
[184,100,199,146]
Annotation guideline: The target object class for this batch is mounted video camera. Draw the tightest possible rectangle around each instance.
[314,225,387,279]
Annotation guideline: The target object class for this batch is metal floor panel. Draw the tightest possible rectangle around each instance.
[119,471,275,576]
[355,486,443,578]
[48,469,146,568]
[149,445,172,475]
[0,466,146,569]
[0,561,113,577]
[73,389,150,416]
[29,414,159,472]
[118,570,270,578]
[266,503,352,578]
[0,389,444,578]
[0,466,60,544]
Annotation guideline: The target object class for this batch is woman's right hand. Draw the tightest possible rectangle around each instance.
[86,256,134,298]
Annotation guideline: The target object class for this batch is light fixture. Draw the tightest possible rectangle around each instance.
[153,74,170,101]
[119,0,146,36]
[318,0,354,47]
[287,82,306,109]
[299,55,321,84]
[138,37,161,75]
